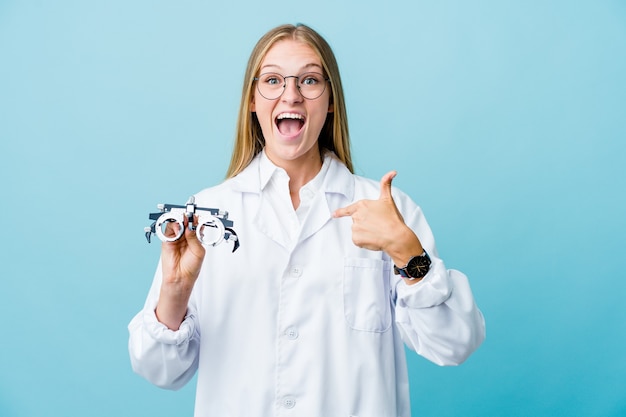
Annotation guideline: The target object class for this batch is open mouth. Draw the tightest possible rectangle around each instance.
[275,112,305,136]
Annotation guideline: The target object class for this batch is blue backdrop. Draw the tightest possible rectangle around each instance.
[1,1,625,416]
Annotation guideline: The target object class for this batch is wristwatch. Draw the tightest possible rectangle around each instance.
[393,250,431,280]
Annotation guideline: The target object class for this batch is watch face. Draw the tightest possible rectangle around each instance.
[407,254,431,279]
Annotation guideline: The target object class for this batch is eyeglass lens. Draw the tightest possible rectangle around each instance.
[255,72,327,100]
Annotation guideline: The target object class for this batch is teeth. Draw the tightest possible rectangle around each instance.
[277,113,304,120]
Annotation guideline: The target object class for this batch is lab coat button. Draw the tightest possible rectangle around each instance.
[291,266,302,278]
[282,397,296,409]
[285,327,299,340]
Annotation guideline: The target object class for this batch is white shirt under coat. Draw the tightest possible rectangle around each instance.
[128,150,486,417]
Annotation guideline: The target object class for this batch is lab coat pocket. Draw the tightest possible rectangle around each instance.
[343,257,392,332]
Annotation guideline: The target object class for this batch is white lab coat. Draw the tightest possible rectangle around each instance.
[128,152,485,417]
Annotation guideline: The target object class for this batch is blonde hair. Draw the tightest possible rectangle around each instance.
[226,23,353,178]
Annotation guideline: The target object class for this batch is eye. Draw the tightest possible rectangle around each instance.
[301,73,322,86]
[260,73,283,86]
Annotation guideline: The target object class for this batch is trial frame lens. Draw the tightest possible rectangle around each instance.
[254,72,329,100]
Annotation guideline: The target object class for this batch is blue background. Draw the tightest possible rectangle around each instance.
[1,1,625,416]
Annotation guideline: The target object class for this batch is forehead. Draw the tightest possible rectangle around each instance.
[260,39,323,72]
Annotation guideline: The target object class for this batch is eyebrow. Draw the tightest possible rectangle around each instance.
[260,62,323,73]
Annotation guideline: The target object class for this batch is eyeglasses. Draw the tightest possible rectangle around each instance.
[254,72,330,100]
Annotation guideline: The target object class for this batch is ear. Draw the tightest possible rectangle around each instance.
[251,96,256,112]
[328,102,334,113]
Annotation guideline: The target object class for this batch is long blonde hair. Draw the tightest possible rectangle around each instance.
[226,24,353,178]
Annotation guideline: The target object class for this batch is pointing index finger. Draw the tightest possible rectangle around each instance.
[332,205,354,218]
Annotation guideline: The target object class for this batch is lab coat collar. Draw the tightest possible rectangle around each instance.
[229,150,355,202]
[229,149,355,250]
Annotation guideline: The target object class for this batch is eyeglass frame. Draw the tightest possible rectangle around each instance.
[253,72,331,100]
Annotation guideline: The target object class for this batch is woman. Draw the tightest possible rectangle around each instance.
[129,23,485,417]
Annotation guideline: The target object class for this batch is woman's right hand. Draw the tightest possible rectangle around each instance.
[156,216,206,330]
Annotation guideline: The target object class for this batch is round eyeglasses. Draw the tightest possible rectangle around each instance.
[254,72,330,100]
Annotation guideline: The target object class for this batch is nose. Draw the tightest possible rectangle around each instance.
[281,76,303,103]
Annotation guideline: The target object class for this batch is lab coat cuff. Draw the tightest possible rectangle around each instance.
[396,258,453,309]
[141,304,197,347]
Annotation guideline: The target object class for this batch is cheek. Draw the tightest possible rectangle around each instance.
[252,93,272,117]
[253,100,275,136]
[311,104,332,128]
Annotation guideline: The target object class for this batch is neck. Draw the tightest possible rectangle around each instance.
[287,158,322,193]
[275,151,323,210]
[267,150,323,191]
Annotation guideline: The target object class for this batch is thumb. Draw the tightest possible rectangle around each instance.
[379,170,397,200]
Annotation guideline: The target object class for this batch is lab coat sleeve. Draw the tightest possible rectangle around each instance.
[128,261,201,390]
[393,203,486,366]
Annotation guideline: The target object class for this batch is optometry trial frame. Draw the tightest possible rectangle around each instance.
[144,196,240,252]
